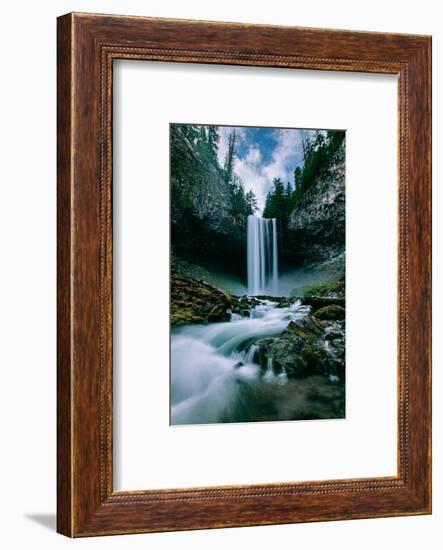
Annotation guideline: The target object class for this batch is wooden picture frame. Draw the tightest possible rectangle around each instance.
[57,12,432,537]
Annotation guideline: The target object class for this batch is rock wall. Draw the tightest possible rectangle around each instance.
[285,144,345,273]
[170,129,247,273]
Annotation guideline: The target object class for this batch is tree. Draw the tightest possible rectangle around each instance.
[230,175,250,218]
[263,177,287,219]
[180,124,199,143]
[285,181,292,198]
[273,178,286,210]
[197,125,207,147]
[293,166,302,193]
[258,129,345,249]
[193,125,222,164]
[207,126,219,158]
[245,189,258,215]
[224,130,237,184]
[298,129,345,194]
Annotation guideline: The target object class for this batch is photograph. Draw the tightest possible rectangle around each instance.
[170,123,346,425]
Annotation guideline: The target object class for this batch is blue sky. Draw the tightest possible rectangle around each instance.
[216,126,317,213]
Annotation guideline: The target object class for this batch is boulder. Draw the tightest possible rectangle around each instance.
[171,269,236,327]
[299,296,345,313]
[313,305,345,321]
[252,313,345,379]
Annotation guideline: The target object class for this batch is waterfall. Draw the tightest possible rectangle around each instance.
[245,344,258,364]
[247,215,279,296]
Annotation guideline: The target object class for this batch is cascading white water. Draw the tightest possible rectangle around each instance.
[170,299,309,425]
[247,215,279,296]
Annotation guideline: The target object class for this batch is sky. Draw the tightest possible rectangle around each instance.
[216,125,316,213]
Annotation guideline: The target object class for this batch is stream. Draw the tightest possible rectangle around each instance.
[171,215,344,425]
[171,299,343,425]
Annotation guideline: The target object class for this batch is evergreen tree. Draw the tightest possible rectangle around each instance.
[197,126,207,147]
[293,166,302,194]
[207,126,219,158]
[193,125,222,164]
[224,130,236,184]
[245,189,258,215]
[181,124,199,143]
[263,177,286,219]
[230,175,250,218]
[273,177,286,212]
[299,130,343,193]
[285,181,292,199]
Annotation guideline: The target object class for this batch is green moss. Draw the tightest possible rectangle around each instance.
[284,318,323,341]
[293,276,345,298]
[312,304,345,321]
[171,311,206,327]
[171,265,236,327]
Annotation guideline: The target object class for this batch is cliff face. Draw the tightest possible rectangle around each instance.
[170,129,247,273]
[285,144,345,273]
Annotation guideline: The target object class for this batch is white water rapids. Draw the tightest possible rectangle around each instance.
[171,300,310,425]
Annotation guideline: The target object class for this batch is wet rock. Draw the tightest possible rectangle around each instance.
[293,276,345,299]
[207,303,228,322]
[239,296,261,308]
[268,338,309,376]
[253,314,345,380]
[324,325,344,340]
[276,301,292,309]
[284,316,324,339]
[171,269,236,326]
[297,296,345,313]
[313,304,345,321]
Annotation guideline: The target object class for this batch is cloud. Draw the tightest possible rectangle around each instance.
[235,156,268,211]
[262,129,304,183]
[214,125,308,213]
[234,128,305,212]
[245,146,261,165]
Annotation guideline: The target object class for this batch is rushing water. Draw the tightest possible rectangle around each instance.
[171,300,312,425]
[247,215,279,296]
[171,216,344,426]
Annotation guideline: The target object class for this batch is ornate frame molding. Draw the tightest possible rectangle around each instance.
[57,13,431,536]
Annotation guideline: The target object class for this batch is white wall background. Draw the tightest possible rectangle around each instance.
[0,0,440,548]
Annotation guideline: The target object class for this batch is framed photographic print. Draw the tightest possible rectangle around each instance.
[169,123,346,427]
[57,13,432,536]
